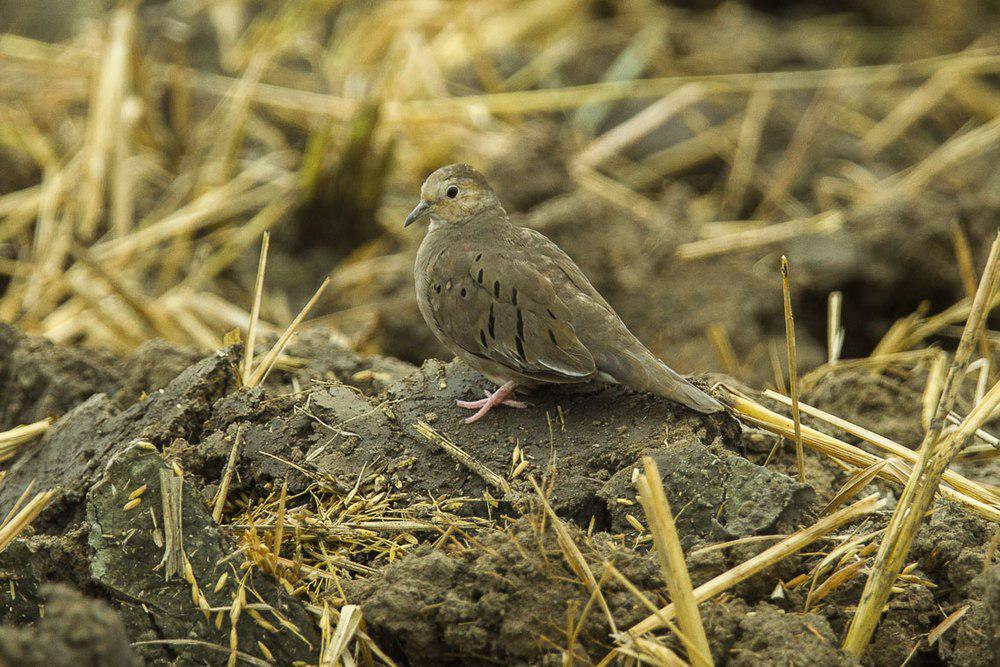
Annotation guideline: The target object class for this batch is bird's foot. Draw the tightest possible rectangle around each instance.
[456,391,528,410]
[456,395,528,410]
[456,381,524,423]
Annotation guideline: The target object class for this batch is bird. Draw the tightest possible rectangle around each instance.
[404,163,724,423]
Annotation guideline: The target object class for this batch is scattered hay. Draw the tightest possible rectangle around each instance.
[0,1,997,664]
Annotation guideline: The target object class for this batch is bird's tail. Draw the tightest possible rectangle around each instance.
[598,341,724,413]
[645,357,724,413]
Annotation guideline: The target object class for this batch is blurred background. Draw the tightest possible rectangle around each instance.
[0,0,997,389]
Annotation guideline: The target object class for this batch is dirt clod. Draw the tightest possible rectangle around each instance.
[0,348,237,529]
[0,322,120,429]
[600,436,814,547]
[347,517,660,666]
[0,584,140,667]
[87,442,318,665]
[727,603,852,666]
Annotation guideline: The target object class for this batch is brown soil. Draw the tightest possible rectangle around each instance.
[0,323,994,665]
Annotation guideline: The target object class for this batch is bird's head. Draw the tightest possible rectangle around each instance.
[403,164,500,229]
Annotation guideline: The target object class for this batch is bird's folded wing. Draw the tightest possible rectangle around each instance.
[426,247,596,383]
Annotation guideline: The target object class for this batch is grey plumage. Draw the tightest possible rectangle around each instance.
[409,163,723,414]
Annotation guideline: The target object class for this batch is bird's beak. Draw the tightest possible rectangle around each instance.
[403,200,432,228]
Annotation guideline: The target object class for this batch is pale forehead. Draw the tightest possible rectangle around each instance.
[422,163,490,190]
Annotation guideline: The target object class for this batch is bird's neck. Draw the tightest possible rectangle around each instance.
[428,206,509,234]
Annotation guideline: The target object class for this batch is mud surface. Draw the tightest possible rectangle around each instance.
[0,322,994,665]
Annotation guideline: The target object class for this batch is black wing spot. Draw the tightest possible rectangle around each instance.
[477,268,484,284]
[475,253,482,262]
[460,287,467,298]
[547,308,556,319]
[516,309,524,339]
[488,304,496,338]
[480,329,488,349]
[435,284,441,294]
[548,328,557,345]
[515,336,527,362]
[493,280,500,298]
[511,287,518,306]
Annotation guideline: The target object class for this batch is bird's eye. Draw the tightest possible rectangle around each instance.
[446,185,459,199]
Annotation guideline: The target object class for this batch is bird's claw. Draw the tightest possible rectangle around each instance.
[455,382,524,422]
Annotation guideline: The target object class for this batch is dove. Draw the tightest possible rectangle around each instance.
[405,164,724,423]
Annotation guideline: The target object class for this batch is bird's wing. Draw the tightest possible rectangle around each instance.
[424,243,597,383]
[521,229,723,413]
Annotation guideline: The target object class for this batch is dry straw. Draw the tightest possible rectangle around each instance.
[843,231,1000,657]
[723,387,999,521]
[242,232,270,384]
[635,457,713,666]
[530,476,618,635]
[779,256,805,481]
[414,421,512,495]
[212,425,242,524]
[0,3,994,362]
[158,467,186,581]
[629,493,883,637]
[1,5,999,665]
[0,419,50,462]
[319,604,362,667]
[601,560,690,666]
[244,275,330,388]
[827,291,844,365]
[766,389,1000,479]
[131,639,271,667]
[0,486,55,553]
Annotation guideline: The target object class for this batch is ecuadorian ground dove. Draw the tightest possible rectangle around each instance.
[405,164,723,423]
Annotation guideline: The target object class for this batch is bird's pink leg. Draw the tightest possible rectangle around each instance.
[456,389,527,410]
[456,381,525,422]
